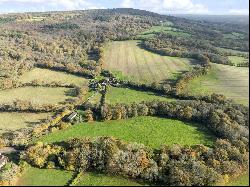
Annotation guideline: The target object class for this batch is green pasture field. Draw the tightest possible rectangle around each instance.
[38,116,215,149]
[137,25,191,39]
[20,68,88,87]
[223,32,245,40]
[228,56,249,66]
[0,86,77,105]
[185,63,249,105]
[226,172,249,186]
[17,167,143,186]
[88,87,175,104]
[75,172,143,186]
[0,112,51,134]
[17,167,73,186]
[216,47,249,56]
[103,40,198,84]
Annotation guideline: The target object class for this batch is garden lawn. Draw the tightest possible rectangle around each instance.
[17,167,73,186]
[89,87,175,104]
[103,40,198,84]
[38,116,215,148]
[20,68,88,87]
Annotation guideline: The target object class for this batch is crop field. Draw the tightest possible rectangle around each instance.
[185,64,249,105]
[20,68,88,86]
[0,112,51,134]
[102,40,198,84]
[89,87,175,104]
[0,87,77,105]
[38,116,215,148]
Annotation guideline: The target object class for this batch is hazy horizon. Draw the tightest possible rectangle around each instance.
[0,0,249,15]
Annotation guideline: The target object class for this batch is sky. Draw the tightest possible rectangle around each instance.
[0,0,249,15]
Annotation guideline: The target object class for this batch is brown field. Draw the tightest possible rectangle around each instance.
[103,40,198,83]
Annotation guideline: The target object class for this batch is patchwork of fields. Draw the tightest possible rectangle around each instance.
[0,68,88,135]
[103,40,198,84]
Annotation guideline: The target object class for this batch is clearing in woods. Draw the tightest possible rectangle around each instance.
[0,112,51,134]
[103,40,198,84]
[185,63,249,105]
[20,68,88,87]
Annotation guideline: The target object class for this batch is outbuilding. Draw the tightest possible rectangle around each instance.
[64,112,78,122]
[0,153,7,170]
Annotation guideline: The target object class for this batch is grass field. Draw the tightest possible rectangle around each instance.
[75,172,143,186]
[0,86,77,105]
[228,56,249,66]
[216,47,249,56]
[17,167,73,186]
[20,68,88,86]
[38,116,215,148]
[185,63,249,105]
[103,40,198,84]
[137,25,191,39]
[226,172,249,186]
[89,87,175,104]
[17,167,143,186]
[0,112,51,134]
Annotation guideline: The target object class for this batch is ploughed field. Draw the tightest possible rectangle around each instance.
[103,40,198,84]
[185,63,249,105]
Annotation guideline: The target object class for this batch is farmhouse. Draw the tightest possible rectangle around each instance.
[0,153,7,170]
